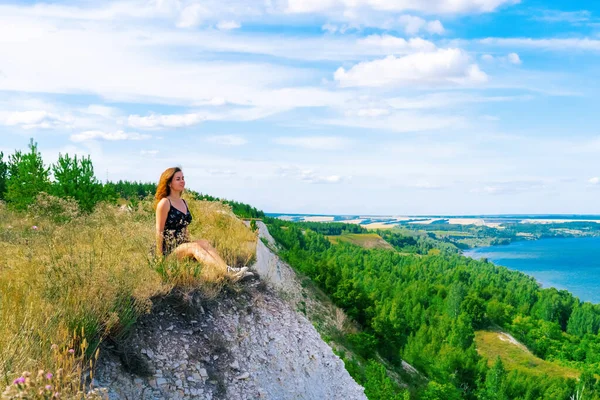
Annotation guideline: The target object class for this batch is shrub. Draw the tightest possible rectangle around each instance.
[51,153,109,212]
[29,192,81,223]
[6,139,50,210]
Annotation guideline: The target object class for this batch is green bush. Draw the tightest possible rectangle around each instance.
[6,139,51,210]
[51,153,109,212]
[0,151,7,200]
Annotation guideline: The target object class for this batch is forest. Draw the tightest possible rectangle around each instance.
[264,217,600,399]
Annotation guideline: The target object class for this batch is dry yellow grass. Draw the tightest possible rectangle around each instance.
[326,233,394,250]
[0,194,256,398]
[186,198,257,267]
[475,330,580,379]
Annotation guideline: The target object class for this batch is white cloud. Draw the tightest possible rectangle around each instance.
[322,23,338,33]
[427,20,445,35]
[274,136,351,150]
[274,165,348,184]
[197,97,227,106]
[482,53,522,64]
[411,181,445,190]
[128,113,206,129]
[507,52,522,64]
[0,0,515,31]
[126,103,313,129]
[479,37,600,51]
[205,135,247,146]
[357,35,436,52]
[0,110,72,129]
[83,105,121,119]
[387,92,532,109]
[0,15,323,110]
[589,177,599,185]
[302,172,344,184]
[285,0,519,15]
[470,180,548,195]
[534,9,591,23]
[177,4,208,28]
[334,48,488,88]
[70,130,151,142]
[216,20,241,30]
[321,111,465,133]
[140,150,159,156]
[397,15,445,35]
[355,108,390,117]
[206,168,236,176]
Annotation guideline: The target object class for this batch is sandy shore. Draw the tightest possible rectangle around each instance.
[277,215,600,228]
[520,219,600,224]
[303,216,335,222]
[447,218,503,228]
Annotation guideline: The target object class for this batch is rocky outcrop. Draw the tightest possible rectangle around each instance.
[94,224,366,400]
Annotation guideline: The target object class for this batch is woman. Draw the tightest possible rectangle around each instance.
[154,167,252,281]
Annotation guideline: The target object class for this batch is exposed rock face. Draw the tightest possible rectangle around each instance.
[94,224,366,400]
[253,221,300,295]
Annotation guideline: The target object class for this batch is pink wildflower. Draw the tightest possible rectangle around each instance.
[46,372,53,380]
[13,377,25,385]
[32,226,38,230]
[68,349,75,354]
[45,385,52,391]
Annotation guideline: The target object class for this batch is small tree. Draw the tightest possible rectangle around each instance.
[52,153,105,212]
[0,151,8,200]
[480,356,507,400]
[6,139,51,210]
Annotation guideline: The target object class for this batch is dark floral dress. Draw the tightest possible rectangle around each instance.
[162,199,193,255]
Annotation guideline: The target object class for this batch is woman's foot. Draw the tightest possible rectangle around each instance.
[227,265,248,274]
[230,269,254,282]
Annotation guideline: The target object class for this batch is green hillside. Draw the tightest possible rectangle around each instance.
[264,216,600,399]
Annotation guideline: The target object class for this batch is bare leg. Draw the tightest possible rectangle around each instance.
[173,242,226,270]
[172,241,252,281]
[194,240,249,274]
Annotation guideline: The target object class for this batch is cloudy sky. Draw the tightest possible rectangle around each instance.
[1,0,599,215]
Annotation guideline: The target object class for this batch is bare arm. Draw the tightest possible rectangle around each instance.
[155,198,170,256]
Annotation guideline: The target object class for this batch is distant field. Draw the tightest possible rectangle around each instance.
[430,230,475,238]
[327,233,394,250]
[475,331,580,379]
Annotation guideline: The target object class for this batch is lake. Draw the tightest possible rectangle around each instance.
[464,237,600,304]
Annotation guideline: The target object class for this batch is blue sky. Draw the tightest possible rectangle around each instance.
[1,0,600,215]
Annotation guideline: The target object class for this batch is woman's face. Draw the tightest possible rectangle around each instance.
[170,171,185,192]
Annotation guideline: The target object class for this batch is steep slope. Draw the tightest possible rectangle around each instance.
[93,224,366,400]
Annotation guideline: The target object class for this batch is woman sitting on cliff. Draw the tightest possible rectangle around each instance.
[154,167,252,281]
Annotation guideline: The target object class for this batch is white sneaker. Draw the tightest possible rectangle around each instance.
[230,269,254,282]
[227,266,248,274]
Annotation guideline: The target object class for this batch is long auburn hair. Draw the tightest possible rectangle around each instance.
[154,167,182,210]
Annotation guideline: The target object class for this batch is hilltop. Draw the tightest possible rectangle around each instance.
[93,222,366,400]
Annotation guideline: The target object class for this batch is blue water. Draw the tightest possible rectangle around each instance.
[464,237,600,304]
